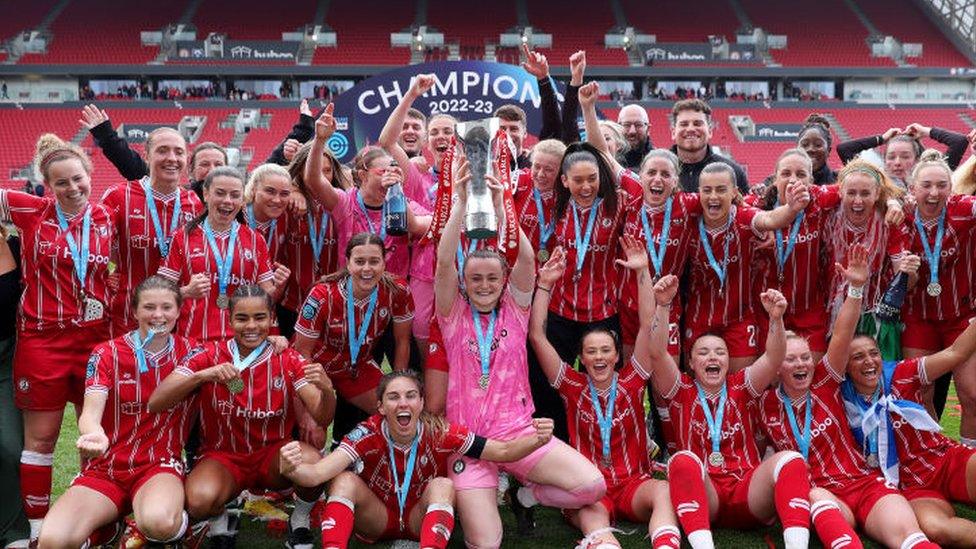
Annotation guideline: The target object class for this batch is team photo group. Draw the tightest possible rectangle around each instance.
[4,45,976,549]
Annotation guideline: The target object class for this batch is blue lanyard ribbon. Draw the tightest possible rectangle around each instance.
[356,192,386,240]
[54,203,92,289]
[231,339,268,374]
[346,277,379,365]
[307,209,330,262]
[588,375,618,463]
[202,219,240,297]
[386,425,421,528]
[470,308,497,381]
[640,197,672,277]
[247,205,277,249]
[780,388,813,460]
[695,382,727,455]
[131,330,155,374]
[533,189,555,250]
[774,199,804,277]
[143,183,181,258]
[697,215,733,290]
[913,208,945,288]
[571,198,603,274]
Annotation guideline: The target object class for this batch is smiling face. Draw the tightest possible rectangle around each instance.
[579,332,619,387]
[689,335,729,391]
[347,243,385,296]
[671,110,711,155]
[561,159,600,208]
[773,153,812,198]
[618,106,649,150]
[378,376,424,440]
[885,141,916,182]
[203,175,245,227]
[427,115,456,163]
[46,157,92,214]
[252,173,292,220]
[840,172,880,227]
[399,115,426,156]
[779,337,816,395]
[147,130,187,188]
[191,148,225,183]
[698,170,735,225]
[133,287,180,337]
[230,296,271,352]
[530,152,560,191]
[462,256,505,312]
[798,128,828,171]
[912,165,951,220]
[640,156,678,208]
[846,335,883,394]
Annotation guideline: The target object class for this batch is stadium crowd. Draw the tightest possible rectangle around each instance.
[3,45,976,549]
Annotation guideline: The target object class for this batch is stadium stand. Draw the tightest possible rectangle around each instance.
[619,0,741,43]
[312,0,413,65]
[191,0,315,39]
[857,0,971,67]
[425,0,516,61]
[525,0,629,66]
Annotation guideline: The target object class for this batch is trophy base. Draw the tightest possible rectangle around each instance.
[465,212,497,240]
[465,227,497,240]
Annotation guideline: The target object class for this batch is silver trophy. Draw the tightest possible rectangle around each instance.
[454,117,515,240]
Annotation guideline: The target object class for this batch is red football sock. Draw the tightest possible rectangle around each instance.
[319,498,355,549]
[901,532,939,549]
[418,504,454,549]
[651,525,681,549]
[810,500,863,549]
[667,451,710,537]
[773,453,811,530]
[20,451,53,520]
[87,521,120,546]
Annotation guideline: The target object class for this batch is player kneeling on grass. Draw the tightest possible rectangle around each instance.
[38,277,197,549]
[527,239,680,549]
[148,284,335,549]
[278,370,555,549]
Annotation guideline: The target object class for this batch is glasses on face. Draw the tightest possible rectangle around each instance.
[621,122,647,130]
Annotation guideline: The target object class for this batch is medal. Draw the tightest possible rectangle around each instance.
[203,219,240,308]
[866,454,879,468]
[471,308,497,391]
[226,377,245,394]
[571,197,602,283]
[533,189,555,262]
[143,180,182,258]
[479,374,489,389]
[216,293,229,310]
[695,382,727,469]
[602,455,612,468]
[537,248,550,263]
[914,209,945,301]
[83,297,104,322]
[708,452,725,467]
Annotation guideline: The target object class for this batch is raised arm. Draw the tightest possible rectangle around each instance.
[824,244,869,374]
[559,50,586,144]
[521,45,559,141]
[579,82,624,176]
[907,123,968,170]
[279,440,354,488]
[304,103,342,211]
[265,99,315,166]
[528,247,568,384]
[81,104,149,181]
[744,289,788,392]
[481,417,554,462]
[753,182,809,231]
[378,75,434,170]
[836,128,900,165]
[617,235,656,365]
[433,160,467,316]
[647,275,682,391]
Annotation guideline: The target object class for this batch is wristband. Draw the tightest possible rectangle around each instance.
[536,286,552,293]
[847,285,864,299]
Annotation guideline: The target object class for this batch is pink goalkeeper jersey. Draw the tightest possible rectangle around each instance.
[436,290,534,439]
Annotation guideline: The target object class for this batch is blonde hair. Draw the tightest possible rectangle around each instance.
[33,134,92,182]
[952,155,976,196]
[245,163,291,202]
[598,120,627,155]
[531,138,567,160]
[909,149,952,188]
[837,159,904,214]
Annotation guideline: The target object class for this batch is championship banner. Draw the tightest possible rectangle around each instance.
[328,61,563,164]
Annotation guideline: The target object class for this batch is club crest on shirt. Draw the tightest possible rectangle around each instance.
[601,218,612,228]
[85,354,99,379]
[379,308,388,318]
[346,425,368,442]
[130,235,150,249]
[17,377,29,392]
[272,376,284,390]
[453,459,465,474]
[244,249,254,261]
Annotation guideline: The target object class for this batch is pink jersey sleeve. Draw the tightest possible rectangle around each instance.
[294,284,329,340]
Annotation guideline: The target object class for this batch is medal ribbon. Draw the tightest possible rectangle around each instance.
[571,198,603,275]
[131,330,156,374]
[533,188,555,252]
[386,425,421,530]
[780,388,813,460]
[202,219,240,298]
[307,209,330,263]
[913,208,945,291]
[773,199,804,278]
[346,277,379,366]
[231,339,269,373]
[54,203,92,289]
[695,382,727,458]
[144,182,182,258]
[247,204,277,249]
[697,214,733,290]
[640,197,672,277]
[470,308,497,383]
[588,375,618,464]
[455,238,479,282]
[355,191,386,240]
